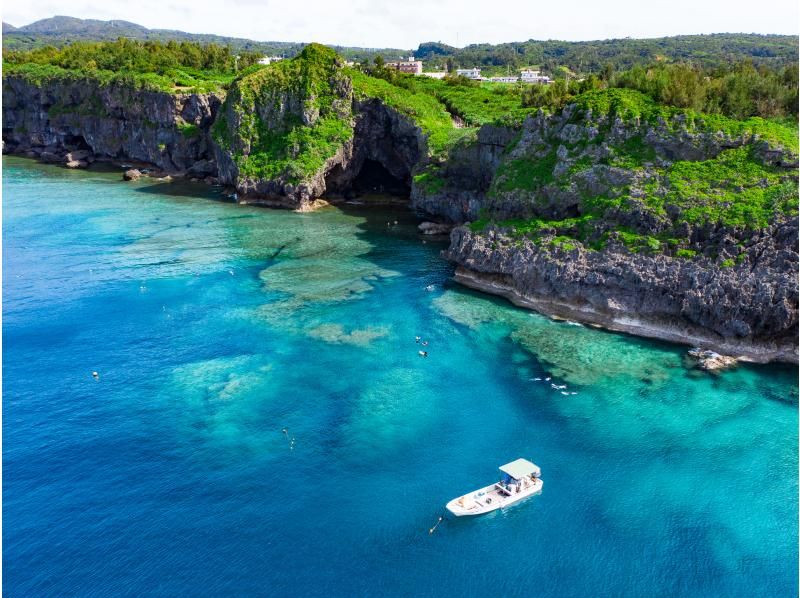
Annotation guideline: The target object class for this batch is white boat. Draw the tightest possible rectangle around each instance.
[446,458,543,517]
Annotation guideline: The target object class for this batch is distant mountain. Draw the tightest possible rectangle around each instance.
[17,15,148,35]
[1,16,405,61]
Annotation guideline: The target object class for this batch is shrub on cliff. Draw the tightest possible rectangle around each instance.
[213,44,355,183]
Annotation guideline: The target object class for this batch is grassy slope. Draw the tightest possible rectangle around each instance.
[474,89,798,256]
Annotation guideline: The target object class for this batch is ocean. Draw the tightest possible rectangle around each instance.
[3,156,797,596]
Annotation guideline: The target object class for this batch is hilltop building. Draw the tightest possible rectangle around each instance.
[386,56,423,74]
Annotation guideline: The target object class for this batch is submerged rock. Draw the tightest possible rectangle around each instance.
[687,348,738,371]
[123,169,142,181]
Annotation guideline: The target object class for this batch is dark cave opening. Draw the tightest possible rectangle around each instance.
[326,159,411,199]
[64,134,92,152]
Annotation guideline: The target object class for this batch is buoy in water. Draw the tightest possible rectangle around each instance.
[429,515,443,535]
[92,371,99,380]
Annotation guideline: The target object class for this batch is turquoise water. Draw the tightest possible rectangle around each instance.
[3,156,798,596]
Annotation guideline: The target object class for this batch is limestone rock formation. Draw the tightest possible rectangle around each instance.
[2,74,222,174]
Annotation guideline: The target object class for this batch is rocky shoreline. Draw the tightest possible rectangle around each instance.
[445,227,798,364]
[453,266,794,363]
[3,59,798,364]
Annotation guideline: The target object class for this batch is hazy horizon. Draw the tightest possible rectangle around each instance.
[3,0,798,49]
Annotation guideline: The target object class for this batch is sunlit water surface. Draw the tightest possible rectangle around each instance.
[4,157,797,596]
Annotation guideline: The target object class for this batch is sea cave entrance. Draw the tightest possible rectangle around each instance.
[325,159,411,201]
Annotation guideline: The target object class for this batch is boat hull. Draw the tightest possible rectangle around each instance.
[446,478,543,517]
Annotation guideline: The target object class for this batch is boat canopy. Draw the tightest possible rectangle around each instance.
[499,458,541,480]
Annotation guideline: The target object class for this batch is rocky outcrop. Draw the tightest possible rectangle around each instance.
[444,224,798,363]
[211,45,426,210]
[2,75,222,175]
[687,348,738,371]
[410,124,517,222]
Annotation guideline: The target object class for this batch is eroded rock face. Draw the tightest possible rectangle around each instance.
[444,224,799,362]
[2,76,223,174]
[411,124,517,222]
[412,107,798,225]
[324,99,424,195]
[213,92,426,210]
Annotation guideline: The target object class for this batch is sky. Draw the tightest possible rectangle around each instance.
[4,0,799,49]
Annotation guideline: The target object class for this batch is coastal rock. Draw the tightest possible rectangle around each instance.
[2,75,223,175]
[444,225,798,363]
[39,150,63,163]
[123,169,142,181]
[418,221,453,235]
[687,348,738,371]
[65,160,88,169]
[65,150,92,162]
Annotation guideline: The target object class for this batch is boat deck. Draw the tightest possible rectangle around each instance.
[448,477,542,516]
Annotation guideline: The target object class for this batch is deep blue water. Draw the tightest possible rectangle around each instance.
[3,156,798,597]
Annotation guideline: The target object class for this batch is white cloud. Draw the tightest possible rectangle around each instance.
[3,0,798,49]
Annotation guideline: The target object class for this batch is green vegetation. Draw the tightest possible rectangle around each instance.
[615,61,798,120]
[350,70,468,156]
[663,146,797,227]
[3,38,262,92]
[474,85,797,259]
[413,34,798,73]
[413,171,446,194]
[364,69,537,126]
[177,122,201,138]
[215,44,355,183]
[492,150,557,192]
[4,37,796,243]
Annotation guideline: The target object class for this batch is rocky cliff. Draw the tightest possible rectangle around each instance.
[2,74,222,176]
[420,91,799,361]
[3,55,798,361]
[445,223,798,362]
[210,44,427,209]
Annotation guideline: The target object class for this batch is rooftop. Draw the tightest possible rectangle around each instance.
[499,458,541,480]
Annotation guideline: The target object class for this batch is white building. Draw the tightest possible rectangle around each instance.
[456,68,482,80]
[520,69,550,84]
[489,76,519,83]
[420,71,447,79]
[257,56,284,65]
